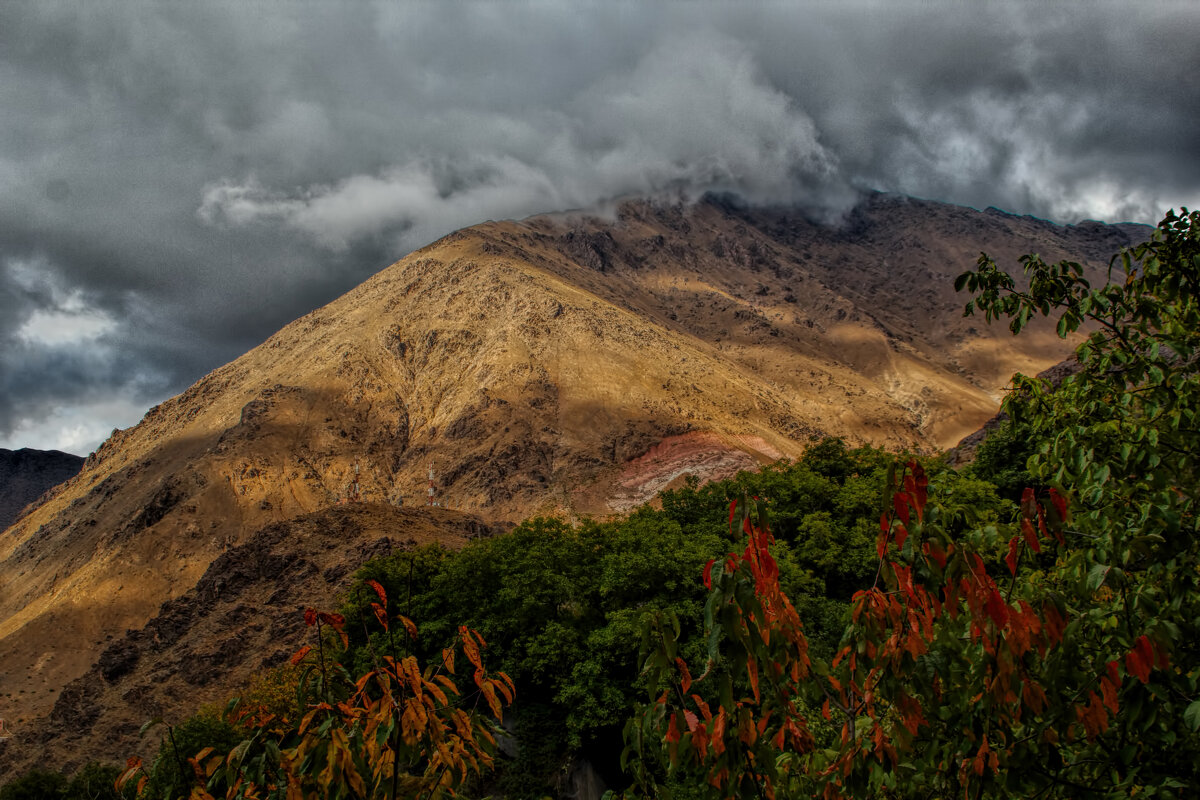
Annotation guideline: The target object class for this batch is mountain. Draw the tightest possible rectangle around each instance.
[0,193,1148,775]
[0,448,84,532]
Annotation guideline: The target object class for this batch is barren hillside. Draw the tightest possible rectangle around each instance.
[0,193,1147,773]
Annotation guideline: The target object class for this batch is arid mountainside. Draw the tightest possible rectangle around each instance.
[0,448,84,531]
[1,504,502,777]
[0,193,1146,772]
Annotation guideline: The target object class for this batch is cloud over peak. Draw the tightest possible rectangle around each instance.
[2,2,1197,452]
[198,32,854,254]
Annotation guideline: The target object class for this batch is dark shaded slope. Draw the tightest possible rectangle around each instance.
[0,448,84,531]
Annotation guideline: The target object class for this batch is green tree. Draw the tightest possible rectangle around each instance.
[0,769,66,800]
[64,763,134,800]
[141,714,241,800]
[625,209,1200,798]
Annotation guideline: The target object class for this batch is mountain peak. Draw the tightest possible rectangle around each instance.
[0,195,1148,774]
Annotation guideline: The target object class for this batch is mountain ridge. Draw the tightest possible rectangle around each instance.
[0,193,1148,774]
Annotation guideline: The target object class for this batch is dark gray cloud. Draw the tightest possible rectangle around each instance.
[2,1,1197,453]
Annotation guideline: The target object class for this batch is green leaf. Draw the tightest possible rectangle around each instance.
[1087,564,1111,592]
[1185,700,1200,732]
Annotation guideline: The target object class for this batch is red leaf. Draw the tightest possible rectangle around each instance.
[1126,636,1155,683]
[702,559,715,590]
[1125,648,1150,684]
[1020,487,1037,518]
[911,462,928,520]
[893,492,910,524]
[924,541,948,569]
[1049,487,1069,522]
[984,589,1009,628]
[304,607,317,627]
[894,523,908,552]
[1021,517,1041,552]
[1005,536,1020,576]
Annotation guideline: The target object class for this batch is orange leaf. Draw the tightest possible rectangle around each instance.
[289,645,313,665]
[676,657,692,694]
[691,694,713,722]
[371,603,389,631]
[481,681,503,719]
[1100,676,1119,715]
[366,579,387,606]
[747,657,760,704]
[711,708,727,756]
[666,712,683,744]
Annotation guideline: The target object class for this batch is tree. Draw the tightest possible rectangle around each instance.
[120,591,513,800]
[624,208,1200,798]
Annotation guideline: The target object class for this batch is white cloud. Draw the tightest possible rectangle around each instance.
[18,308,116,346]
[0,395,151,455]
[198,32,855,251]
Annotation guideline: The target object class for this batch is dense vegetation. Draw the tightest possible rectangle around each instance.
[3,208,1195,798]
[627,208,1200,798]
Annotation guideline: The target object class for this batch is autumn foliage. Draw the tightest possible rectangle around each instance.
[119,582,512,800]
[627,209,1200,799]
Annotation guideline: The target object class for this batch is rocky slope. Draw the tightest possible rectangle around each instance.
[0,503,500,776]
[0,193,1148,774]
[0,449,84,531]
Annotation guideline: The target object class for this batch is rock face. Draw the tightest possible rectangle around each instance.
[0,448,84,531]
[0,193,1148,775]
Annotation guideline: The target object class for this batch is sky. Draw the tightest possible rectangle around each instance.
[2,1,1198,456]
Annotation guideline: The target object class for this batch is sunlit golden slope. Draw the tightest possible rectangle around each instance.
[0,193,1145,773]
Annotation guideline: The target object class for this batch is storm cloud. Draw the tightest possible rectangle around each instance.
[2,2,1197,453]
